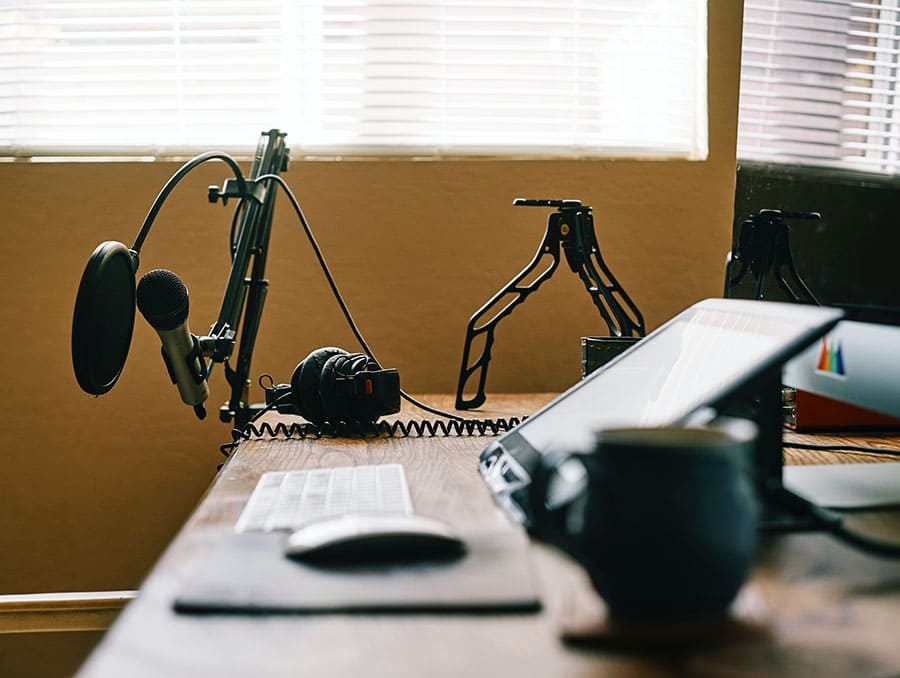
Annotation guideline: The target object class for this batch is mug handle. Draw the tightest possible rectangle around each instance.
[528,447,595,557]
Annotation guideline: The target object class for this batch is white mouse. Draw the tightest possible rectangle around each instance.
[284,513,465,564]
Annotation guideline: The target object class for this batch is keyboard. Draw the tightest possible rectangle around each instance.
[235,464,414,533]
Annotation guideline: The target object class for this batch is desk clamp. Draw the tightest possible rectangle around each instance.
[455,198,645,409]
[725,209,821,304]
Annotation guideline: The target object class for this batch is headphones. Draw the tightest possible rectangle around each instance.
[265,347,401,425]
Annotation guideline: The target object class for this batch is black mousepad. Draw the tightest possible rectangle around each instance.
[173,527,540,614]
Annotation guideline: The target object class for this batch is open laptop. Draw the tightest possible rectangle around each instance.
[479,297,844,526]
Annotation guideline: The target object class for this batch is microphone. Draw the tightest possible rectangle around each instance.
[136,269,209,419]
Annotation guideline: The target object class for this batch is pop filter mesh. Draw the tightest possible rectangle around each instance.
[71,241,136,395]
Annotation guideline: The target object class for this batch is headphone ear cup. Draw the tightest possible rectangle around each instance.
[319,352,375,422]
[290,347,347,424]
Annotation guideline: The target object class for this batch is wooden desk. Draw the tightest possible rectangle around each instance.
[78,394,900,678]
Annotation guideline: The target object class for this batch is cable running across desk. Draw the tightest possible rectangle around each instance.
[220,415,525,457]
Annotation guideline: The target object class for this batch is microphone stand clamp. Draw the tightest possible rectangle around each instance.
[207,178,267,206]
[198,322,237,365]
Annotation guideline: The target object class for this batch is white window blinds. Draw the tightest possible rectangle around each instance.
[0,1,707,159]
[738,0,900,174]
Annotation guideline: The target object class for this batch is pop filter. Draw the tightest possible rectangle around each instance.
[72,241,137,395]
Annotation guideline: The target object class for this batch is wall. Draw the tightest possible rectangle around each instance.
[0,1,744,599]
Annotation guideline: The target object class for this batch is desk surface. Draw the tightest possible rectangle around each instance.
[78,394,900,678]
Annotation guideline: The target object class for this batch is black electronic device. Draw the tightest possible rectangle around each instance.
[479,297,844,531]
[263,347,401,425]
[455,198,645,410]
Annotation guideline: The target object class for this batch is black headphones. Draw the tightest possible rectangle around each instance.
[265,347,400,425]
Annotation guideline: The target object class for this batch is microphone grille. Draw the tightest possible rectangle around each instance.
[137,269,189,331]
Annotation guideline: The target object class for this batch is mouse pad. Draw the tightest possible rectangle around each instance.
[173,527,541,614]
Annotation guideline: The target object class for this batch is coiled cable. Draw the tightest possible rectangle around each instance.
[220,415,525,458]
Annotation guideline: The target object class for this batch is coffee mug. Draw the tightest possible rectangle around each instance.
[530,421,758,620]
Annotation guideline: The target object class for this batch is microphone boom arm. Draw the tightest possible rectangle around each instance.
[205,129,291,428]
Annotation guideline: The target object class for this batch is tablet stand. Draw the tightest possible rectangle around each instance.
[717,366,819,531]
[456,199,645,409]
[725,209,821,304]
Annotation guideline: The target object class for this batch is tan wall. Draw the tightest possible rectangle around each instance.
[0,1,744,596]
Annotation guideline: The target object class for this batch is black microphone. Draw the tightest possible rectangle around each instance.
[136,269,209,419]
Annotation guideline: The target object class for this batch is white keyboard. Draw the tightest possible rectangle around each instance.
[235,464,414,533]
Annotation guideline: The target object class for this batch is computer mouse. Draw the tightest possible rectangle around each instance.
[284,513,466,565]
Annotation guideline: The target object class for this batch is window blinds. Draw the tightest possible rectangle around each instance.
[738,0,900,174]
[0,1,707,159]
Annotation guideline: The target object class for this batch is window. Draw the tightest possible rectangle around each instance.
[738,0,900,175]
[0,1,707,159]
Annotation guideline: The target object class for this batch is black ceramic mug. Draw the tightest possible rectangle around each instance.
[530,421,759,620]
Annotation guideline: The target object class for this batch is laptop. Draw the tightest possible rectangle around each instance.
[479,297,844,526]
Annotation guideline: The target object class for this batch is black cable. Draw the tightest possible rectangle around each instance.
[780,441,900,555]
[255,173,468,422]
[220,391,294,458]
[220,384,524,457]
[829,521,900,558]
[399,394,465,420]
[783,441,900,457]
[221,415,526,459]
[131,152,247,253]
[228,198,247,260]
[806,503,900,558]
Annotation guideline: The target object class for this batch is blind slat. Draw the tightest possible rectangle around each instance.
[0,1,708,159]
[738,0,900,174]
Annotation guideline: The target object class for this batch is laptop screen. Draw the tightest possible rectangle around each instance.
[480,298,843,523]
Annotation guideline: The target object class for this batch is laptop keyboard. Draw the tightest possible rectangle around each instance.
[235,464,413,533]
